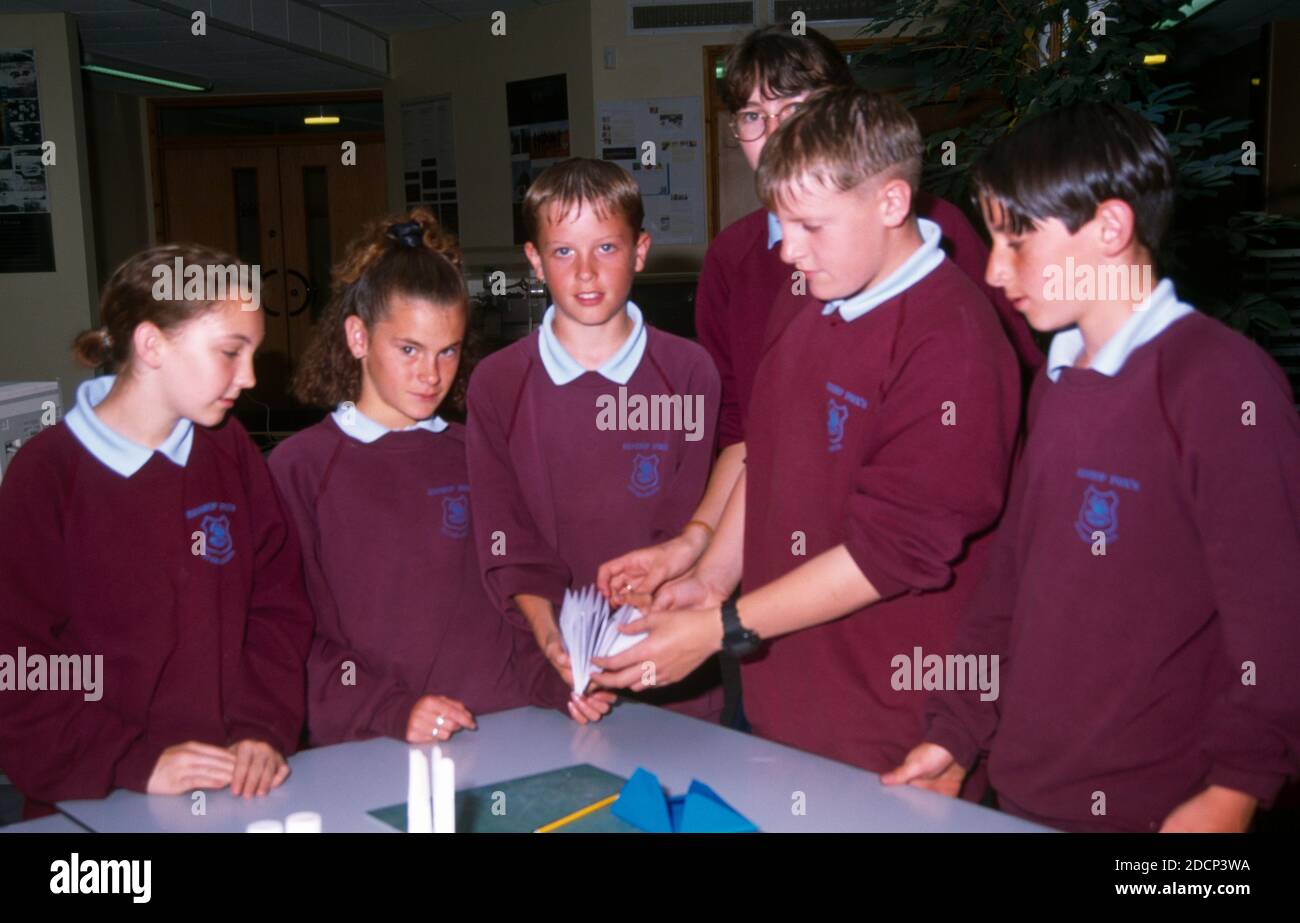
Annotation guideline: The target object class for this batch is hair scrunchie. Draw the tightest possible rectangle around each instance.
[386,220,424,248]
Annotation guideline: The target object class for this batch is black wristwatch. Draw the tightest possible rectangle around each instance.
[720,599,761,659]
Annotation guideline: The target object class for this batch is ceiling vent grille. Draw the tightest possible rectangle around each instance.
[629,1,756,33]
[772,0,893,24]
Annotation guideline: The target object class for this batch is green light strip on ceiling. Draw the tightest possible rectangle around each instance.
[82,64,208,92]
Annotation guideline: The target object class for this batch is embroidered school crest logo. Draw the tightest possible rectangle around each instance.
[628,453,661,498]
[200,514,234,565]
[827,398,849,452]
[441,494,469,540]
[1074,485,1119,544]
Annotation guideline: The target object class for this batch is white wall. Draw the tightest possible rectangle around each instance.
[382,5,895,274]
[384,0,596,278]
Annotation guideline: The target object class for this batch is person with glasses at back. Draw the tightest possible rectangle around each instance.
[596,28,1041,744]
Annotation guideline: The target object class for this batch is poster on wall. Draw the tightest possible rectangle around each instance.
[401,96,458,234]
[507,73,569,244]
[0,49,54,273]
[598,96,704,246]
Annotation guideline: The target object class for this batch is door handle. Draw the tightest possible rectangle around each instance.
[259,268,281,317]
[257,269,316,318]
[284,269,316,317]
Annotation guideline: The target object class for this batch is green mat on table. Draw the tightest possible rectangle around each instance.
[368,763,642,833]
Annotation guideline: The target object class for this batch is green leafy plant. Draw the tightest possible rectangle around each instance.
[856,0,1300,341]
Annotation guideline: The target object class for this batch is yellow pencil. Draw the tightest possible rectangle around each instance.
[533,794,620,833]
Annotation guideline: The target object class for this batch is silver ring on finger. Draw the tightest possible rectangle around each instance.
[435,714,446,727]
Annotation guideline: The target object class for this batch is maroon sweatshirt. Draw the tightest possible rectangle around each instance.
[0,418,312,805]
[269,418,568,746]
[925,311,1300,832]
[466,324,723,718]
[743,258,1020,773]
[696,194,1042,448]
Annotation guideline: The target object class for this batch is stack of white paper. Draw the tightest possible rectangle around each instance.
[558,584,647,696]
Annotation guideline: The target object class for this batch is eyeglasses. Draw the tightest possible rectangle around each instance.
[729,101,804,142]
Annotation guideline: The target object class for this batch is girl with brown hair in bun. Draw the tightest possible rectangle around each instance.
[269,208,570,746]
[0,242,314,816]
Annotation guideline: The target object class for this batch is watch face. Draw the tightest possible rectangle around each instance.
[727,629,760,658]
[722,604,759,657]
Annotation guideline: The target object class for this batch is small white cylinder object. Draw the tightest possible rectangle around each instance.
[285,811,322,833]
[433,749,455,834]
[407,748,433,833]
[246,819,284,833]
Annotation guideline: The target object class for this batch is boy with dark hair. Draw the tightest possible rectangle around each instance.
[885,102,1300,832]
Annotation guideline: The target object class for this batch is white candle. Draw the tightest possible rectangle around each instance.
[246,819,283,833]
[407,749,433,833]
[285,811,322,833]
[432,746,455,834]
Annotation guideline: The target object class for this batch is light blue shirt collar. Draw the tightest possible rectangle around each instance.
[767,211,783,250]
[1046,278,1192,382]
[331,404,448,443]
[64,375,194,478]
[821,218,946,323]
[538,301,647,386]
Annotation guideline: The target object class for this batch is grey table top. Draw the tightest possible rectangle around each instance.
[0,813,87,834]
[57,703,1050,833]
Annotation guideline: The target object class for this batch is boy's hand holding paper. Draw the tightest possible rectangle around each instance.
[591,604,723,691]
[558,585,648,696]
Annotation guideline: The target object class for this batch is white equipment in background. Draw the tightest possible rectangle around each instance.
[0,381,61,485]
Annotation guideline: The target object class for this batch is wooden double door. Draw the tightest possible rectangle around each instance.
[159,140,387,430]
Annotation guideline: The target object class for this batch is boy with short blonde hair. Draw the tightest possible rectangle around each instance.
[468,158,723,723]
[597,25,1040,645]
[593,89,1021,775]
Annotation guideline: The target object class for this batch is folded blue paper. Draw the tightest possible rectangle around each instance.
[611,767,758,833]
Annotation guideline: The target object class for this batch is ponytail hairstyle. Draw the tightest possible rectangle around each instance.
[73,242,242,372]
[293,207,472,413]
